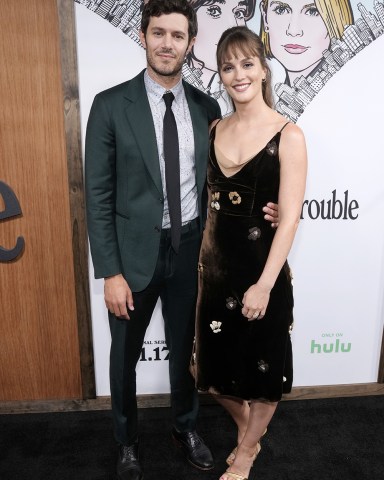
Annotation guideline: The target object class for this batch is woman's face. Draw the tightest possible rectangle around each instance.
[261,0,330,74]
[220,50,266,105]
[193,0,249,71]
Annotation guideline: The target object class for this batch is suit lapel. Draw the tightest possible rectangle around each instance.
[123,71,163,196]
[122,74,210,201]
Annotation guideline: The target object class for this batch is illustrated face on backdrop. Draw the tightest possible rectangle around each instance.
[140,13,195,85]
[260,0,330,81]
[192,0,249,72]
[75,0,363,122]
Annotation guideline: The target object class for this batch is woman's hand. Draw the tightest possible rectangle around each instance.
[242,283,271,320]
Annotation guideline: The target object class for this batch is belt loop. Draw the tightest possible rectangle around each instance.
[185,217,198,232]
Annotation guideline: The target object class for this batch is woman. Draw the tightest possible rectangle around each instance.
[193,26,307,480]
[259,0,354,86]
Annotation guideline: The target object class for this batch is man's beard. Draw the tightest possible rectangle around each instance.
[147,49,186,78]
[150,63,183,77]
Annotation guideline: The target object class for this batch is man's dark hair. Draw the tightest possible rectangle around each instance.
[141,0,198,41]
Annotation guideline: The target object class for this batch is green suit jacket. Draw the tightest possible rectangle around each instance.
[85,70,221,291]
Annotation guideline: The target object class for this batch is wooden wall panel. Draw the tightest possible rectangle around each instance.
[57,0,95,399]
[0,0,82,400]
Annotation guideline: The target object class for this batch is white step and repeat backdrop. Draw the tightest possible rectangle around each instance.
[74,0,384,395]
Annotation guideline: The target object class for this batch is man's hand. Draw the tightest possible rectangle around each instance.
[104,274,134,320]
[263,202,279,228]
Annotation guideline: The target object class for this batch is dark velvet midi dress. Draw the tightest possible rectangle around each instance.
[194,123,294,402]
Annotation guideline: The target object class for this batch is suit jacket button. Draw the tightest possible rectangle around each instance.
[154,226,161,232]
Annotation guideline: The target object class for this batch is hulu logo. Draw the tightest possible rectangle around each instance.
[311,339,351,354]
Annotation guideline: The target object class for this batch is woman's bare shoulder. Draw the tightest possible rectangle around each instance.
[279,120,305,143]
[279,121,307,165]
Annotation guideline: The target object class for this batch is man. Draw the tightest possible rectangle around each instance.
[86,2,219,478]
[85,1,277,479]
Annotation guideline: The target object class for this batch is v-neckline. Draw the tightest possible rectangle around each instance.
[211,126,280,179]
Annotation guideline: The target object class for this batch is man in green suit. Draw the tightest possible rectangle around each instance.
[85,1,220,479]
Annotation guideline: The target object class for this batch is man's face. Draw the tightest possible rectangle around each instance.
[140,13,195,86]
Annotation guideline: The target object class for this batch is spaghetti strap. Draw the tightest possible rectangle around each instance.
[209,118,222,138]
[280,121,290,133]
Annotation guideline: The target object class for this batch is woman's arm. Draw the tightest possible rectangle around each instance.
[242,123,307,319]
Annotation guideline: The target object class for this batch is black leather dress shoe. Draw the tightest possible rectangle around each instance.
[172,428,214,470]
[116,443,143,480]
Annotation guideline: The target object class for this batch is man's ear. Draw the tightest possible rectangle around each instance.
[139,29,146,49]
[186,36,196,56]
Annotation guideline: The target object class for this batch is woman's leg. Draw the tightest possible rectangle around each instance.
[215,395,250,444]
[220,400,278,480]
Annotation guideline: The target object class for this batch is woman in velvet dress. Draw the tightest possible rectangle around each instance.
[194,27,307,480]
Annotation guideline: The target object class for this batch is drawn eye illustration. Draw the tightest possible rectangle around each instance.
[206,5,222,19]
[304,5,320,16]
[233,6,246,20]
[272,3,291,15]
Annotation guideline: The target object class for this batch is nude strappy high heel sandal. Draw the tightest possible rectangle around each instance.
[225,428,267,466]
[222,471,248,480]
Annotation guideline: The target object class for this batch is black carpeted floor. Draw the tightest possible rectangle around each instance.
[1,395,383,480]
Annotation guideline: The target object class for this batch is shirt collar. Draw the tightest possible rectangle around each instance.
[144,70,184,105]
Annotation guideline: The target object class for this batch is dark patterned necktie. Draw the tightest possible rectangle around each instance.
[163,91,181,253]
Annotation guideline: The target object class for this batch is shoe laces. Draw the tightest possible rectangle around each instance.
[120,444,137,461]
[185,430,202,448]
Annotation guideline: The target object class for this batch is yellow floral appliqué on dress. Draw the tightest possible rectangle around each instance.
[229,191,241,204]
[211,192,220,210]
